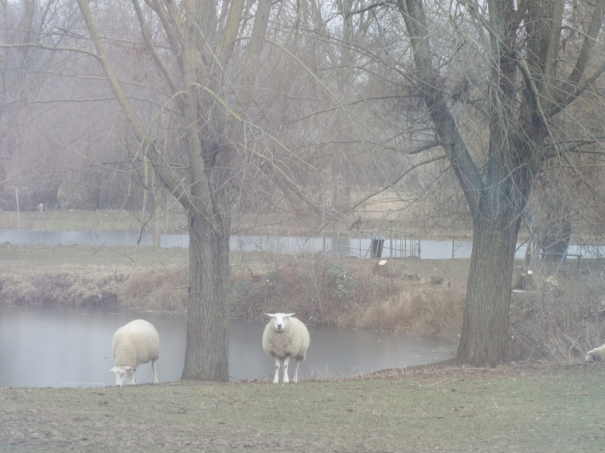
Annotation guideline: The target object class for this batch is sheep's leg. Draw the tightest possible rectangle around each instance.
[152,359,159,384]
[293,360,300,383]
[283,357,291,384]
[130,369,137,385]
[273,359,281,384]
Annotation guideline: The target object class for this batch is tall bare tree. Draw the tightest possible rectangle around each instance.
[74,0,277,380]
[383,0,605,365]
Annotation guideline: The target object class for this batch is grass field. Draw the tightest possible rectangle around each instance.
[0,209,188,234]
[0,207,468,239]
[0,243,188,267]
[2,214,605,451]
[1,364,604,452]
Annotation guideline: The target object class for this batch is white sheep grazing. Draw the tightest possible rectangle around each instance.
[262,313,310,384]
[585,344,605,362]
[109,319,160,386]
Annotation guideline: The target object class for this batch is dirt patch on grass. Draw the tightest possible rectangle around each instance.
[2,363,605,452]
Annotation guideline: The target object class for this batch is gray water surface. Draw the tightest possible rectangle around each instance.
[2,228,602,260]
[0,228,500,259]
[0,305,454,387]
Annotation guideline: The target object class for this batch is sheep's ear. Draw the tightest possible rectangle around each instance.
[284,313,295,318]
[265,313,276,318]
[109,367,119,373]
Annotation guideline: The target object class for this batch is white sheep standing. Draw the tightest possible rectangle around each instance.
[109,319,160,386]
[262,313,310,384]
[585,344,605,362]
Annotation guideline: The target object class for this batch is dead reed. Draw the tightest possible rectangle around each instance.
[358,285,465,338]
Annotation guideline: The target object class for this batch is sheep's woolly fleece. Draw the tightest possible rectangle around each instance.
[585,344,605,362]
[110,319,160,386]
[262,313,310,384]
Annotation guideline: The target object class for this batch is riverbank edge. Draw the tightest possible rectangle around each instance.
[5,243,605,364]
[0,245,468,339]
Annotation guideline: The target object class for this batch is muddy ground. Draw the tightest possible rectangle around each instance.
[2,363,605,452]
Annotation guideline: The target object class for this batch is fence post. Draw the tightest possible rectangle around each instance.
[322,199,325,255]
[165,193,169,234]
[452,233,455,259]
[15,188,21,248]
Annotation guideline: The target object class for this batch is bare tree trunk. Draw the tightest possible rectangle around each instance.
[398,0,556,366]
[183,210,230,380]
[152,174,162,248]
[458,213,521,365]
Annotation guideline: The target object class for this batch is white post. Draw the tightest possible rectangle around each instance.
[15,188,21,248]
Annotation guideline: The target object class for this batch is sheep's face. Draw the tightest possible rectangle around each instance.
[110,366,135,386]
[586,352,596,363]
[266,313,295,331]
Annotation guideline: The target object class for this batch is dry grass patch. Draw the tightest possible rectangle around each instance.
[229,254,401,326]
[0,264,126,306]
[510,261,605,362]
[120,267,187,312]
[358,285,465,338]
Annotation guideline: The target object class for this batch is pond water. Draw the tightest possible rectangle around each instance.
[0,305,454,388]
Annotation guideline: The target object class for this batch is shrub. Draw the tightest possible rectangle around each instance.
[120,266,187,312]
[229,254,398,327]
[509,263,605,361]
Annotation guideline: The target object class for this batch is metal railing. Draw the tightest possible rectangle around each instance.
[335,227,421,259]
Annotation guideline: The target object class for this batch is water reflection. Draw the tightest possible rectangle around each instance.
[0,305,453,388]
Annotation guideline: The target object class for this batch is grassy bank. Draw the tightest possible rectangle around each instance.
[0,244,188,310]
[3,243,605,362]
[0,209,189,235]
[2,364,604,452]
[0,207,467,239]
[0,244,467,337]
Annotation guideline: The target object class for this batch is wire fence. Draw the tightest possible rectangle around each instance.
[334,227,421,259]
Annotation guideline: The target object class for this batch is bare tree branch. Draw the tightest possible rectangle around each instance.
[347,1,393,17]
